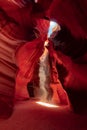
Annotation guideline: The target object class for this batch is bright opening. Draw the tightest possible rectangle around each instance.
[48,21,61,38]
[34,0,38,3]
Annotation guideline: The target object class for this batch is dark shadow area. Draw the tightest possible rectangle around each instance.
[0,97,13,119]
[66,88,87,114]
[52,26,87,60]
[56,63,69,86]
[27,82,34,98]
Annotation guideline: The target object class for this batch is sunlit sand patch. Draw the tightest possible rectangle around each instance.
[36,101,59,108]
